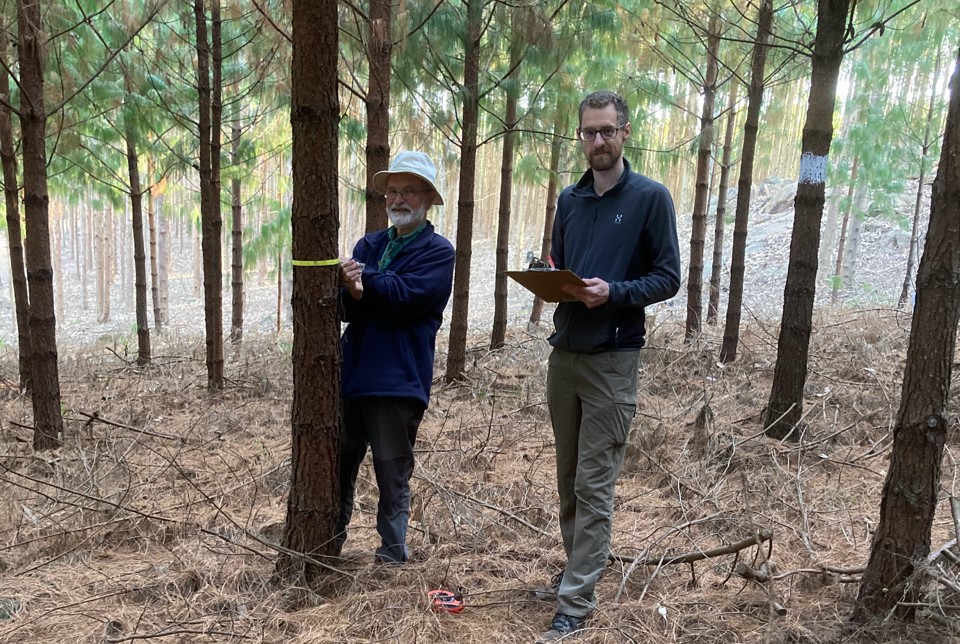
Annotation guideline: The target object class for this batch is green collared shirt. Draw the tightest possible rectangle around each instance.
[378,221,428,271]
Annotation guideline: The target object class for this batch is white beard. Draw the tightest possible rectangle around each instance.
[387,203,428,232]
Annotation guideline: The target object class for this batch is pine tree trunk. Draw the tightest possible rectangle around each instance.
[149,185,163,332]
[707,84,738,326]
[364,0,391,233]
[279,0,341,581]
[530,118,564,326]
[82,202,90,310]
[195,0,224,390]
[18,0,63,450]
[53,207,63,320]
[158,193,169,324]
[853,47,960,621]
[230,124,244,343]
[899,46,943,308]
[120,202,129,311]
[490,40,521,350]
[444,0,482,383]
[276,249,282,334]
[684,16,720,341]
[719,0,773,363]
[838,182,866,299]
[818,189,840,281]
[831,154,859,303]
[124,81,151,365]
[764,0,851,439]
[0,27,31,391]
[96,210,106,322]
[103,209,113,323]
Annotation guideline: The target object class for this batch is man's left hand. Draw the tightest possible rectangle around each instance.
[562,277,609,309]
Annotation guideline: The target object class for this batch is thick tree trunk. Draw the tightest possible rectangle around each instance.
[364,0,391,233]
[707,84,738,326]
[530,118,564,326]
[124,87,151,366]
[0,27,31,391]
[684,16,720,341]
[279,0,341,581]
[444,0,482,383]
[195,0,224,390]
[719,0,773,363]
[853,47,960,621]
[18,0,63,450]
[764,0,851,439]
[230,124,244,343]
[490,41,521,350]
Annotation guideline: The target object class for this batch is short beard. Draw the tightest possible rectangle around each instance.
[588,148,619,172]
[387,203,428,232]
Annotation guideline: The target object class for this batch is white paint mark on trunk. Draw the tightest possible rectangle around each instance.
[798,152,828,185]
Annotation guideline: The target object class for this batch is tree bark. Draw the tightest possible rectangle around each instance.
[853,46,960,622]
[195,0,224,390]
[230,124,244,343]
[707,84,738,326]
[764,0,850,439]
[831,154,858,303]
[684,15,720,341]
[719,0,773,363]
[899,46,943,308]
[444,0,482,383]
[529,118,564,326]
[490,37,521,350]
[124,74,152,366]
[158,190,170,324]
[279,0,342,582]
[0,26,31,391]
[148,179,163,332]
[18,0,63,450]
[363,0,392,233]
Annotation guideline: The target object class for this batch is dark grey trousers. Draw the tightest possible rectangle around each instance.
[335,397,424,563]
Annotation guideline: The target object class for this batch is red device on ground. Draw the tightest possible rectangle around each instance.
[428,588,465,613]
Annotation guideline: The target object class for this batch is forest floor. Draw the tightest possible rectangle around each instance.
[1,308,959,643]
[0,177,953,643]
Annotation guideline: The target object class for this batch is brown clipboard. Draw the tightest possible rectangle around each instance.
[506,269,586,302]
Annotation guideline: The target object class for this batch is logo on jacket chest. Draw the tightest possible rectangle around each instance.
[614,213,623,224]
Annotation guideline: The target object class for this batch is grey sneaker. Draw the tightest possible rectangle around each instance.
[535,613,583,642]
[532,568,565,601]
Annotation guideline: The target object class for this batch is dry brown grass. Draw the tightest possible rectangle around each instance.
[1,309,959,643]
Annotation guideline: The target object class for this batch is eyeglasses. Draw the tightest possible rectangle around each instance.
[385,188,431,200]
[577,125,626,142]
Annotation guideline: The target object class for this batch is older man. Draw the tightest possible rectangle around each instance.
[335,151,455,563]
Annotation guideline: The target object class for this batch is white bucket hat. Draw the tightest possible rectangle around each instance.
[372,151,444,206]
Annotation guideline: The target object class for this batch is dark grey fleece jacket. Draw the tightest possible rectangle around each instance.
[549,158,681,353]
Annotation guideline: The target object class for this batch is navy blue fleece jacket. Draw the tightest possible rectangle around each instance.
[549,159,681,353]
[340,221,455,407]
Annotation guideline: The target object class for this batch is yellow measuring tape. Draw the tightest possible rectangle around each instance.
[292,259,341,267]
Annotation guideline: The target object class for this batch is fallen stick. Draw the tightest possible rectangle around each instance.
[77,410,182,442]
[611,527,774,566]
